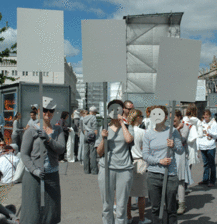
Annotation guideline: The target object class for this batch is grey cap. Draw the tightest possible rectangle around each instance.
[43,96,57,109]
[89,106,97,112]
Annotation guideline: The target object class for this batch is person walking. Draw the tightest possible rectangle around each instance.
[95,99,134,224]
[83,106,98,174]
[127,109,151,224]
[172,110,194,214]
[143,105,183,224]
[72,109,80,161]
[77,110,88,165]
[11,112,23,154]
[56,111,70,162]
[20,96,65,224]
[198,109,217,187]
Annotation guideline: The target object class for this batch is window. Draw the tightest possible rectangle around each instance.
[22,71,25,76]
[36,72,38,76]
[26,71,28,76]
[33,71,35,76]
[15,70,17,76]
[2,70,4,75]
[43,72,45,76]
[46,72,49,76]
[12,70,14,76]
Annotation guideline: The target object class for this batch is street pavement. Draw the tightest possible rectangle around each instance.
[3,153,217,224]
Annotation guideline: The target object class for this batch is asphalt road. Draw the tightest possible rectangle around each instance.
[3,153,217,224]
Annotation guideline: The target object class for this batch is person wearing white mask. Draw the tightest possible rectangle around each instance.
[95,99,134,224]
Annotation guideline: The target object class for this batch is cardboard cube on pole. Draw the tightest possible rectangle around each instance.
[82,19,127,202]
[155,37,201,219]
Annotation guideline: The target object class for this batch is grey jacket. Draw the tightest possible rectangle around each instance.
[83,115,97,132]
[21,125,65,173]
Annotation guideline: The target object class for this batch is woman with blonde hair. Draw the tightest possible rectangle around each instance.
[127,109,151,224]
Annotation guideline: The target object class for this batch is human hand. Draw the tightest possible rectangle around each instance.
[101,129,108,138]
[37,129,49,141]
[177,122,184,130]
[32,168,45,179]
[167,139,174,148]
[159,157,171,166]
[117,114,124,124]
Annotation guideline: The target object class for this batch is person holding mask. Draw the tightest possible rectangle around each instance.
[123,100,134,124]
[95,99,134,224]
[172,110,194,214]
[143,105,183,224]
[11,112,23,154]
[20,97,65,224]
[127,109,151,224]
[198,109,217,187]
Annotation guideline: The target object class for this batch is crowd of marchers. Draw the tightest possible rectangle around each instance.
[0,98,216,224]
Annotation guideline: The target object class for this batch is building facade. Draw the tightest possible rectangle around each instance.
[0,56,78,110]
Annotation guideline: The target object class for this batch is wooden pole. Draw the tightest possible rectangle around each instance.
[159,100,176,219]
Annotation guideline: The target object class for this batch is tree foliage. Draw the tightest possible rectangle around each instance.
[0,12,18,84]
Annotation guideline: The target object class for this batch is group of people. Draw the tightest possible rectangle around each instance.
[0,96,216,224]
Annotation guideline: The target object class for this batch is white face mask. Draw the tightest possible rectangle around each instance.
[150,108,165,125]
[108,103,123,119]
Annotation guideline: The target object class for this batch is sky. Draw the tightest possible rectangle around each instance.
[1,0,217,74]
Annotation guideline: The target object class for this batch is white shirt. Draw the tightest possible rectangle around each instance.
[198,119,217,150]
[0,153,19,183]
[131,126,145,159]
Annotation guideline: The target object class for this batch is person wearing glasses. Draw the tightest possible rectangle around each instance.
[20,97,65,224]
[123,100,134,125]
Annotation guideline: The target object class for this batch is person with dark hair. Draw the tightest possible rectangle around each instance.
[172,110,193,214]
[95,99,134,223]
[123,100,134,124]
[25,111,39,130]
[20,96,65,224]
[11,112,23,154]
[56,111,70,162]
[72,110,81,161]
[182,103,203,169]
[198,109,217,187]
[83,106,98,174]
[143,105,183,224]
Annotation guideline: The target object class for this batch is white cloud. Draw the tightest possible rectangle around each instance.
[44,0,105,17]
[64,40,80,57]
[0,27,17,52]
[200,41,217,67]
[72,60,83,74]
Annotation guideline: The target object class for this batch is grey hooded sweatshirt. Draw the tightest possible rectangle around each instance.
[83,115,97,132]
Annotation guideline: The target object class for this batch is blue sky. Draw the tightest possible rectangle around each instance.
[1,0,217,74]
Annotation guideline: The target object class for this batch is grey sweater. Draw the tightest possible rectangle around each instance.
[21,125,65,173]
[83,115,97,132]
[143,127,183,176]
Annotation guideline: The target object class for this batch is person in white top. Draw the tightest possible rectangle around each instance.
[182,103,203,169]
[142,106,155,131]
[198,109,217,187]
[127,109,151,224]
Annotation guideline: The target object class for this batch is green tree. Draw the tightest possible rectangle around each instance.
[0,12,18,84]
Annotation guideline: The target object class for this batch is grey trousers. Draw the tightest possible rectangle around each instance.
[83,136,98,174]
[147,172,179,224]
[98,167,133,224]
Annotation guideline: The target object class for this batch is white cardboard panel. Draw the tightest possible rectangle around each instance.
[17,8,64,72]
[82,20,126,83]
[195,80,206,101]
[156,37,201,102]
